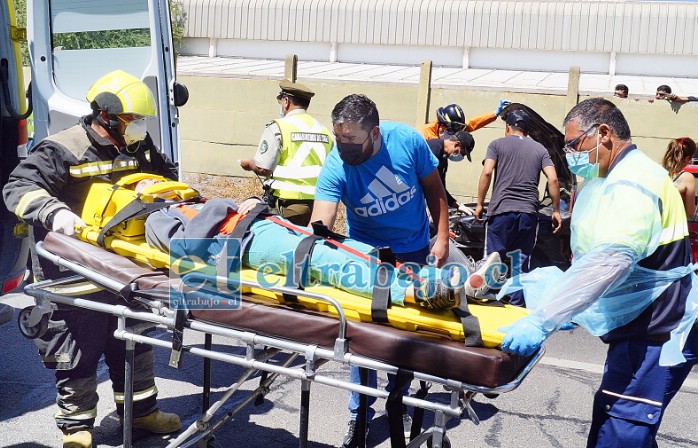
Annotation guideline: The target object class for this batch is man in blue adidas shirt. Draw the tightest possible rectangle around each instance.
[311,93,449,447]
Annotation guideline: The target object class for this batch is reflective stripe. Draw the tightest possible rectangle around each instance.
[267,180,316,196]
[113,159,139,171]
[658,220,688,245]
[273,113,332,200]
[69,160,140,178]
[15,188,50,218]
[113,385,158,404]
[272,164,323,179]
[55,407,97,421]
[69,161,114,178]
[46,281,104,296]
[601,389,663,407]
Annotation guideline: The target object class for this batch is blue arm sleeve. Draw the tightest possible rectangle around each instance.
[527,245,636,332]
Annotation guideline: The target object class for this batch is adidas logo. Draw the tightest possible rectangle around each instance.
[354,166,417,217]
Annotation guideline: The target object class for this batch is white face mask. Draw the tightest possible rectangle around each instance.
[123,119,147,146]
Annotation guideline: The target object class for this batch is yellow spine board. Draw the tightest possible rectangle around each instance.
[80,174,199,239]
[77,231,527,348]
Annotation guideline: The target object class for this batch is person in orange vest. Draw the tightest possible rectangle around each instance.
[417,100,510,140]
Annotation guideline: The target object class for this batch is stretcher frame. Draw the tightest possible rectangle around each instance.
[23,237,544,448]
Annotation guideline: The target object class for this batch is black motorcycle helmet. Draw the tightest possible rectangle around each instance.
[436,104,466,132]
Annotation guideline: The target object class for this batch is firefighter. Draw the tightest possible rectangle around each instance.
[3,70,181,448]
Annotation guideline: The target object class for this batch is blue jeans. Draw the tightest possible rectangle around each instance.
[347,246,429,421]
[348,367,410,421]
[586,326,698,447]
[486,212,538,306]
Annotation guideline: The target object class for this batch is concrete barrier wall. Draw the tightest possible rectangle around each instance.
[179,72,698,203]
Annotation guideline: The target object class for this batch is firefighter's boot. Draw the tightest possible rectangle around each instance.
[121,409,181,434]
[63,429,92,448]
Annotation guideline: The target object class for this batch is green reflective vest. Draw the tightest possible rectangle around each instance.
[272,113,333,200]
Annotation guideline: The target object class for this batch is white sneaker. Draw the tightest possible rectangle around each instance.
[464,252,504,298]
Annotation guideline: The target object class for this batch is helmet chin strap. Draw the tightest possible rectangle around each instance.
[122,141,141,154]
[96,113,128,149]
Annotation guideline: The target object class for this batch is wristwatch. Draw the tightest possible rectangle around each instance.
[44,209,58,229]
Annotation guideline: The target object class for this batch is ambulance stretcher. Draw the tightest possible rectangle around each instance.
[22,231,544,448]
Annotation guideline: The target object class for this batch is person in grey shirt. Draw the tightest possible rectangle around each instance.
[474,109,562,305]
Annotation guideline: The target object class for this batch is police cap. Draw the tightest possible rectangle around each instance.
[277,79,315,101]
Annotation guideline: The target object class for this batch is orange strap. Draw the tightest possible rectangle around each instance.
[263,214,423,282]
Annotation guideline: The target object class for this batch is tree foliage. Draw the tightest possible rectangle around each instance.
[12,0,186,66]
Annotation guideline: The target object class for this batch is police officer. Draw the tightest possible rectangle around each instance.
[3,70,180,448]
[240,79,333,226]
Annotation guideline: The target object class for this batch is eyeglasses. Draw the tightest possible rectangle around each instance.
[563,124,599,153]
[117,114,146,124]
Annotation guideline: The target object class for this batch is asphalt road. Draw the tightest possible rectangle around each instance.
[0,292,696,448]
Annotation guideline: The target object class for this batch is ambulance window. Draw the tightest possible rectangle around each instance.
[49,0,152,101]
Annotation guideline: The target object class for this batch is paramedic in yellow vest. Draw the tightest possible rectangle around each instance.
[240,79,333,226]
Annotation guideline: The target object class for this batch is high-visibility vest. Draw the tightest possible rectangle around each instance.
[271,113,333,200]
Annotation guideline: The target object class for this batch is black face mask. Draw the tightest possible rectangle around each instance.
[337,133,373,166]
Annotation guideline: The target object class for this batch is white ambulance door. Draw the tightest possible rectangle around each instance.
[28,0,185,164]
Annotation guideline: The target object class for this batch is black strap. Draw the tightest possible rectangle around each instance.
[291,234,322,290]
[286,220,346,299]
[228,202,269,240]
[118,283,140,306]
[409,381,430,440]
[371,264,391,323]
[453,299,484,347]
[386,370,413,448]
[309,220,346,240]
[97,198,173,246]
[356,367,369,448]
[467,295,505,307]
[169,308,188,369]
[254,370,269,406]
[370,247,397,323]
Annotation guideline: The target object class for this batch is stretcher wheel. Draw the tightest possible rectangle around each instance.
[17,306,49,339]
[426,435,451,448]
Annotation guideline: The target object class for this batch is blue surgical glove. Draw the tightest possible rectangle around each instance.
[498,317,548,356]
[559,321,575,331]
[495,100,511,116]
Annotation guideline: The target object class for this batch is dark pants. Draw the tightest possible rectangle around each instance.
[587,326,698,447]
[485,212,538,306]
[37,304,158,433]
[347,245,431,421]
[277,198,314,226]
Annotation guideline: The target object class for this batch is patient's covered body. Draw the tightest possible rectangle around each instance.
[144,198,463,308]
